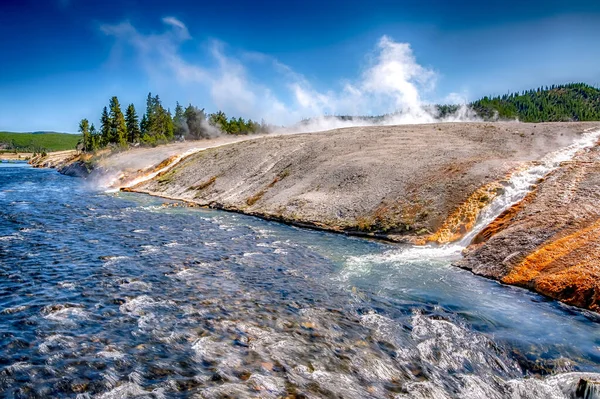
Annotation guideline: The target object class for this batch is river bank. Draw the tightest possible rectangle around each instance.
[128,122,593,241]
[30,121,600,312]
[0,151,33,162]
[457,132,600,311]
[28,135,267,182]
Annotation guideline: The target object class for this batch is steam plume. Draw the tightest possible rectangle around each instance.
[102,18,479,133]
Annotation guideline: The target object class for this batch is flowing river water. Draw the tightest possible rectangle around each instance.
[1,158,600,398]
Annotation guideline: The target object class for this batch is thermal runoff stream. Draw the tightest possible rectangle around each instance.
[1,138,600,398]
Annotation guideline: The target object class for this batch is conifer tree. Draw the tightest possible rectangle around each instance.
[209,111,228,131]
[141,93,174,143]
[142,92,158,142]
[184,105,208,138]
[163,108,174,141]
[100,106,111,147]
[109,96,128,147]
[125,104,141,143]
[173,102,186,138]
[140,114,148,137]
[78,118,91,152]
[89,123,99,151]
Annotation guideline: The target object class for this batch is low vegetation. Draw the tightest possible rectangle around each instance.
[0,131,80,152]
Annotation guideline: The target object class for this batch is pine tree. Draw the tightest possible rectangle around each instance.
[125,104,141,143]
[100,106,111,147]
[89,123,99,151]
[184,105,209,138]
[163,108,174,141]
[78,118,91,152]
[209,111,228,131]
[140,114,148,136]
[142,92,160,143]
[109,96,128,147]
[140,94,174,143]
[173,102,186,138]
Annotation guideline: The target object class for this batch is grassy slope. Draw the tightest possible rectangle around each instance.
[0,131,80,152]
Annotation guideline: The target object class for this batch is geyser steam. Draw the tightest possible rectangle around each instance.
[102,18,479,133]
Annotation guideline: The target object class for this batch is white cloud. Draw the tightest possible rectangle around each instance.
[101,17,477,131]
[162,17,190,39]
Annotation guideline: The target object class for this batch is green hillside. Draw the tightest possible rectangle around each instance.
[471,83,600,122]
[0,131,81,152]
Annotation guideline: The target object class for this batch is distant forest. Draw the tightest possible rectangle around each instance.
[300,83,600,126]
[78,93,270,152]
[471,83,600,122]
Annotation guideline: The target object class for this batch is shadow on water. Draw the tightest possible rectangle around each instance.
[0,164,599,398]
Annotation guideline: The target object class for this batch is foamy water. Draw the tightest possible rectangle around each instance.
[461,128,600,245]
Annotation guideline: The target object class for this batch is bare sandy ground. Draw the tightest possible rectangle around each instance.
[96,135,268,172]
[0,152,33,161]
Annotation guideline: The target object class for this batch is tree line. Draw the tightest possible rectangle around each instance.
[78,93,270,152]
[471,83,600,122]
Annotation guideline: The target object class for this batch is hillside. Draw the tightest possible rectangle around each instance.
[129,122,598,243]
[0,131,80,152]
[472,83,600,122]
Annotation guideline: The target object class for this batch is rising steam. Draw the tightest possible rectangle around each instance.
[102,18,479,133]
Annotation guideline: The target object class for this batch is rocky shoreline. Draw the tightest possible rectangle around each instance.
[31,122,600,312]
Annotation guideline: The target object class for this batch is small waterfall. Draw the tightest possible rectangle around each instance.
[459,128,600,247]
[358,128,600,263]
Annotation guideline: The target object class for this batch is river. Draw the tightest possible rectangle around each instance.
[1,163,599,398]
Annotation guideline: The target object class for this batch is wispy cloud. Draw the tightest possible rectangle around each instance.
[161,17,190,39]
[101,17,474,131]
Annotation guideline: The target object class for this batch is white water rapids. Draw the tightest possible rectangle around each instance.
[340,128,600,398]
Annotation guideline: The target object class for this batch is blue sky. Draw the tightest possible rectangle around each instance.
[1,0,599,132]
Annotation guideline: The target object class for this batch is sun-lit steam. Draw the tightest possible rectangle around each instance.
[174,106,222,139]
[102,18,479,133]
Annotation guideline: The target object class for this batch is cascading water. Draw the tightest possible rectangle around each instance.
[460,128,600,246]
[367,128,600,261]
[338,129,600,398]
